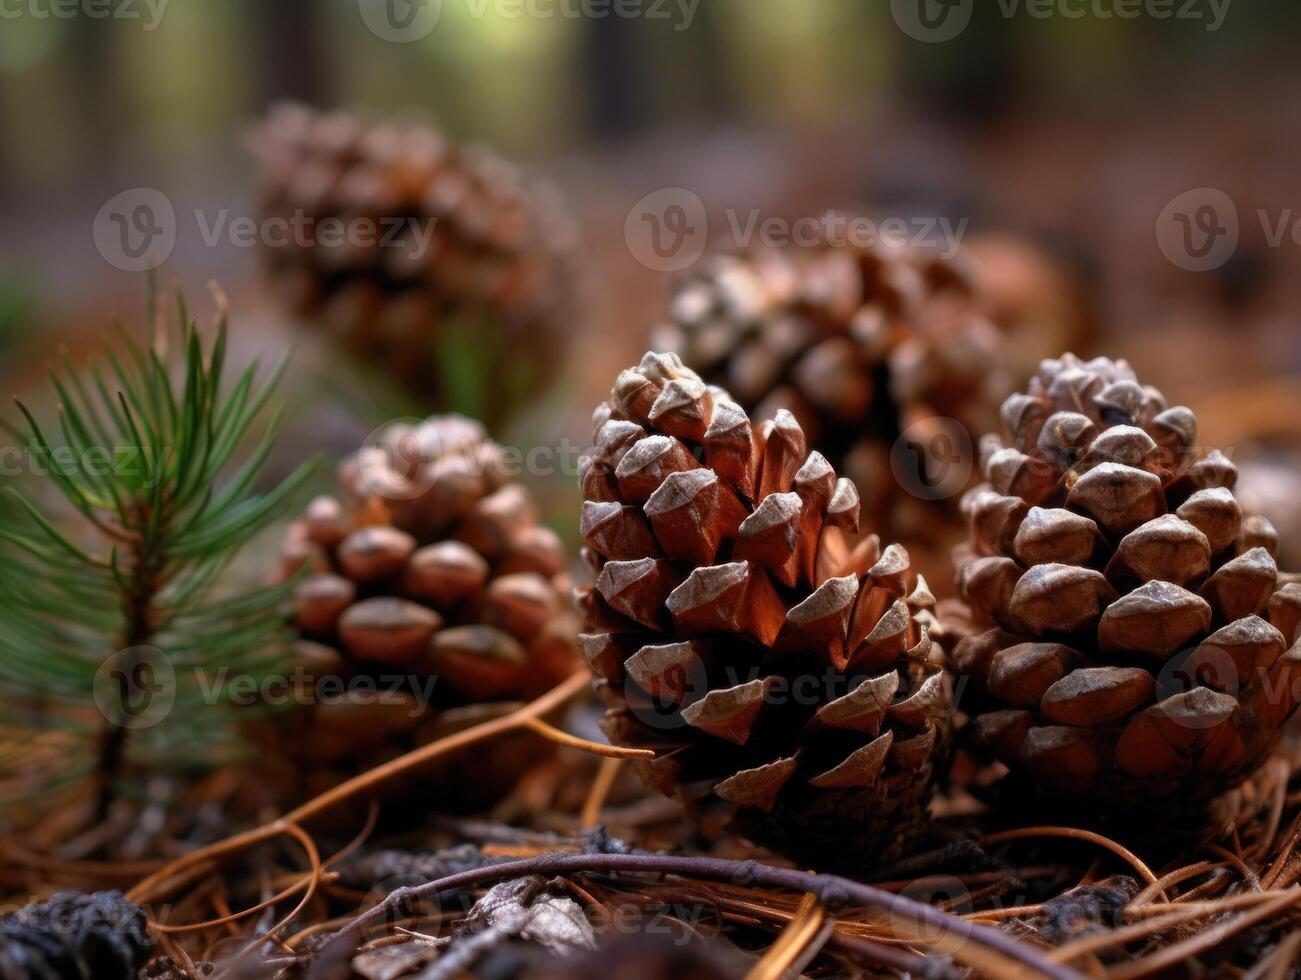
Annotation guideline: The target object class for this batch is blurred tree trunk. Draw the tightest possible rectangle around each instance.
[0,94,14,199]
[666,0,730,122]
[581,13,645,138]
[245,0,325,107]
[69,16,120,171]
[897,3,1020,126]
[580,8,731,138]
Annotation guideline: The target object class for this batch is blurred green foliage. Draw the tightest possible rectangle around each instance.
[0,0,1297,193]
[0,274,33,355]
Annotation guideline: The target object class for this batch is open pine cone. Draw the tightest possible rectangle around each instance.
[651,238,1013,543]
[950,354,1301,807]
[577,353,952,866]
[276,415,579,774]
[249,102,582,425]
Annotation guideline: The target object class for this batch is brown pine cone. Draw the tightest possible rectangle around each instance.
[1237,454,1301,575]
[950,354,1301,808]
[276,415,579,772]
[577,353,952,866]
[249,102,582,425]
[962,231,1095,379]
[651,238,1013,541]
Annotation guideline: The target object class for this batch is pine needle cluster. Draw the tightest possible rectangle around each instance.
[0,290,315,823]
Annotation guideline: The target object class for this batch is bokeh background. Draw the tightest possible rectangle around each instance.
[0,0,1297,554]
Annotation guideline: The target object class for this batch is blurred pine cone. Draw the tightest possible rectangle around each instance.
[651,238,1015,585]
[1237,454,1301,575]
[577,353,951,866]
[0,891,150,980]
[276,415,579,777]
[950,354,1301,807]
[249,102,583,426]
[962,232,1095,377]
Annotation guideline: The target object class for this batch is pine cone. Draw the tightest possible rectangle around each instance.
[0,891,151,980]
[950,354,1301,807]
[651,238,1013,547]
[577,353,951,866]
[1237,454,1301,575]
[277,415,579,771]
[962,232,1095,380]
[249,102,582,425]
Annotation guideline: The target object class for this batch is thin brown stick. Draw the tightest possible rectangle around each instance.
[746,893,826,980]
[1249,929,1301,980]
[128,671,591,905]
[581,757,624,829]
[1251,759,1290,862]
[1262,813,1301,890]
[1130,861,1221,906]
[966,903,1046,921]
[524,718,654,759]
[1048,889,1297,963]
[153,822,321,934]
[982,826,1162,891]
[1108,887,1301,979]
[314,852,1086,979]
[1206,842,1261,891]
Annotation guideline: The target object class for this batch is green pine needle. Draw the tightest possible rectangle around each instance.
[0,289,317,821]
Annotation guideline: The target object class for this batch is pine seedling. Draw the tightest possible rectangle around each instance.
[0,290,316,824]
